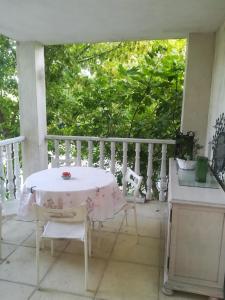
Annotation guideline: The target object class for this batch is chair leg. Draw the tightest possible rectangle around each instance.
[97,221,102,249]
[0,207,2,260]
[91,221,95,230]
[36,225,40,289]
[50,240,54,256]
[124,209,128,226]
[41,238,45,250]
[84,236,88,290]
[98,221,103,230]
[88,227,92,257]
[133,207,139,242]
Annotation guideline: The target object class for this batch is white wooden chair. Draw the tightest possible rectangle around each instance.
[51,156,75,168]
[34,204,91,290]
[122,168,143,236]
[96,168,142,238]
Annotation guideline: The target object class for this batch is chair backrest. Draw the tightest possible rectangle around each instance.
[51,156,75,168]
[125,168,143,198]
[33,204,87,224]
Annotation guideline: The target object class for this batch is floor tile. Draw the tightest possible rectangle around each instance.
[0,280,34,300]
[30,289,92,300]
[96,261,159,300]
[2,220,35,244]
[0,246,55,284]
[111,233,160,267]
[65,230,116,259]
[120,213,161,238]
[136,201,164,219]
[42,252,106,297]
[97,213,124,233]
[0,243,17,261]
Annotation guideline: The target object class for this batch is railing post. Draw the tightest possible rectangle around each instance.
[65,140,71,166]
[76,141,81,166]
[135,143,141,175]
[6,144,15,201]
[13,143,21,200]
[146,143,153,200]
[122,142,128,196]
[110,142,116,174]
[100,141,104,169]
[159,144,167,201]
[0,147,6,202]
[52,140,60,167]
[88,141,93,167]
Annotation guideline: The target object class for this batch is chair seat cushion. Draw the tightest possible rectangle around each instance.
[42,221,85,240]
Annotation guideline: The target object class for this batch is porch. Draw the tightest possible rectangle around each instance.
[0,1,225,299]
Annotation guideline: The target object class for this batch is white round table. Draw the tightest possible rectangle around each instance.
[19,167,126,221]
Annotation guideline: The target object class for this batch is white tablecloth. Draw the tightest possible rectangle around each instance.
[19,167,126,221]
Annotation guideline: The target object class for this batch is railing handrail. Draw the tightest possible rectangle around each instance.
[0,136,26,147]
[46,135,175,145]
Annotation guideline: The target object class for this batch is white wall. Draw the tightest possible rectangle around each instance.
[181,33,215,154]
[206,21,225,157]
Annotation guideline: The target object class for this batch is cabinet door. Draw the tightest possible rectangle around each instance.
[169,204,225,287]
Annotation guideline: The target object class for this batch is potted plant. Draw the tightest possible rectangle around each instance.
[174,131,202,170]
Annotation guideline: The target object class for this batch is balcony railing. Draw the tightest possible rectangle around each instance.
[0,136,25,202]
[46,135,175,201]
[0,135,176,203]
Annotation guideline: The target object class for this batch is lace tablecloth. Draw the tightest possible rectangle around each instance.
[19,167,126,221]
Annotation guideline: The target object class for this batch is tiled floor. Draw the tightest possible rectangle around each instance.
[0,201,208,300]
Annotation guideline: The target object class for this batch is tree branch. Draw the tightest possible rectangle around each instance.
[77,43,122,63]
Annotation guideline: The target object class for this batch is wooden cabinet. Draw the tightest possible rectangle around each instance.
[163,159,225,299]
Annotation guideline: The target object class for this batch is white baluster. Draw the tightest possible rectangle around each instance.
[13,143,21,200]
[159,144,167,201]
[76,140,81,166]
[6,144,15,201]
[88,141,93,167]
[110,142,116,174]
[122,142,128,196]
[0,147,6,202]
[146,143,153,200]
[53,140,60,167]
[135,143,141,175]
[65,140,71,166]
[134,143,141,199]
[100,141,104,169]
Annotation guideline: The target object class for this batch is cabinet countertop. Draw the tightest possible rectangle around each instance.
[169,158,225,208]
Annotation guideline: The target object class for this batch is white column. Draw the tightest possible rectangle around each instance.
[181,33,215,154]
[17,42,48,179]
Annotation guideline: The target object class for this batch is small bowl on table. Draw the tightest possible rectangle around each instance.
[61,171,71,180]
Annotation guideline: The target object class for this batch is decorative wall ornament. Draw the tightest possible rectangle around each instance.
[211,113,225,189]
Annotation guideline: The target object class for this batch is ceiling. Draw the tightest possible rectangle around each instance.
[0,0,225,45]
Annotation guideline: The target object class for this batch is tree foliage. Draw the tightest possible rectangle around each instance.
[0,36,19,138]
[45,40,185,141]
